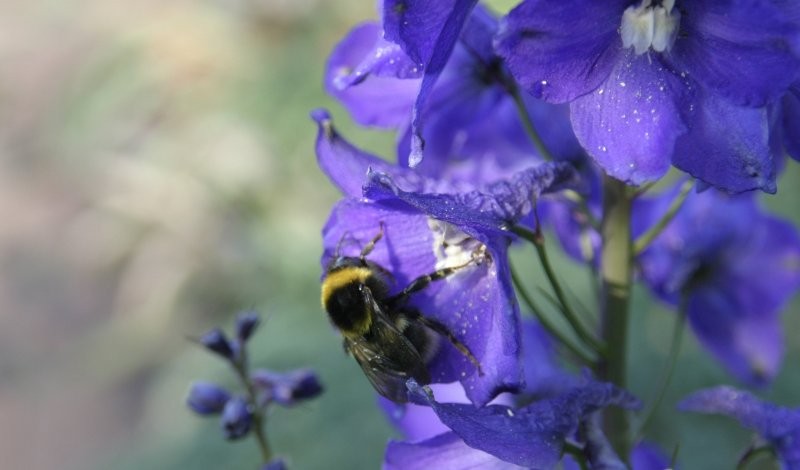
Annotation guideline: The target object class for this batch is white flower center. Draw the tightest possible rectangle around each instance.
[427,219,486,272]
[620,0,681,55]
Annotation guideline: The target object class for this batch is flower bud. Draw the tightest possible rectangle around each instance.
[252,368,323,407]
[221,396,253,440]
[261,458,287,470]
[186,381,231,415]
[235,310,260,342]
[199,328,235,360]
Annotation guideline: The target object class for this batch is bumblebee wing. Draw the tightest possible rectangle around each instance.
[344,312,430,403]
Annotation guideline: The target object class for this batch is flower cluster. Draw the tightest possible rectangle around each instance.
[186,311,322,469]
[313,0,800,468]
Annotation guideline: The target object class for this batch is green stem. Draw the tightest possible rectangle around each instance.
[233,351,273,464]
[509,86,554,161]
[635,299,687,437]
[737,445,776,470]
[633,179,694,255]
[511,265,596,364]
[563,442,589,470]
[598,176,634,458]
[512,225,605,355]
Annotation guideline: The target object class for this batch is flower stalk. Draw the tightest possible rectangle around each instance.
[233,349,273,464]
[598,176,634,458]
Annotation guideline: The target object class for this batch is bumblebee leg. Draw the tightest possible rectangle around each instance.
[360,221,385,264]
[388,257,477,307]
[412,313,483,376]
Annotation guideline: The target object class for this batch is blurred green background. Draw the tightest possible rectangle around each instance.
[1,1,798,469]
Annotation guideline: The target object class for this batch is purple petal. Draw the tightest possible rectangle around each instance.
[782,87,800,161]
[324,22,419,128]
[495,0,627,102]
[384,0,479,166]
[385,432,525,469]
[672,92,777,194]
[364,162,577,235]
[630,442,672,470]
[519,319,577,397]
[407,379,640,468]
[671,0,800,107]
[637,187,800,384]
[383,0,477,67]
[581,415,626,470]
[569,51,690,185]
[312,109,430,198]
[380,382,470,442]
[321,200,523,406]
[680,387,800,469]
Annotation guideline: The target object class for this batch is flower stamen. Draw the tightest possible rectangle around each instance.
[620,0,680,55]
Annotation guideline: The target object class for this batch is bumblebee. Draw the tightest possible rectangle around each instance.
[321,223,484,403]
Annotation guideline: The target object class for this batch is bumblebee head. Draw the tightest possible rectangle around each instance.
[321,260,390,336]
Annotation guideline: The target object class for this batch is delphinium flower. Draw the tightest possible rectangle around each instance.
[398,376,640,468]
[186,311,323,468]
[496,0,800,193]
[383,320,668,469]
[327,4,583,183]
[679,386,800,469]
[313,108,576,406]
[635,185,800,385]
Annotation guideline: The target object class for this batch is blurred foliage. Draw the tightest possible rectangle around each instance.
[0,1,797,469]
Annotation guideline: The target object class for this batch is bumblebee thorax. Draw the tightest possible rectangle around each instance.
[321,261,390,335]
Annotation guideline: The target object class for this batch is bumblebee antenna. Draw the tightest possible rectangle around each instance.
[359,222,385,265]
[334,231,351,259]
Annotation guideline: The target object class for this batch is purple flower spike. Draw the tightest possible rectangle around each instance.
[199,328,235,360]
[251,369,324,407]
[234,310,260,343]
[186,381,231,415]
[636,185,800,385]
[496,0,799,192]
[679,386,800,469]
[406,379,640,468]
[221,396,253,440]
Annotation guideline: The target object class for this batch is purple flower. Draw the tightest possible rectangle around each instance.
[400,378,639,468]
[381,320,580,469]
[327,6,582,183]
[679,386,800,469]
[221,396,253,440]
[636,185,800,385]
[382,0,478,166]
[186,381,231,415]
[314,109,575,405]
[496,0,800,192]
[251,368,324,407]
